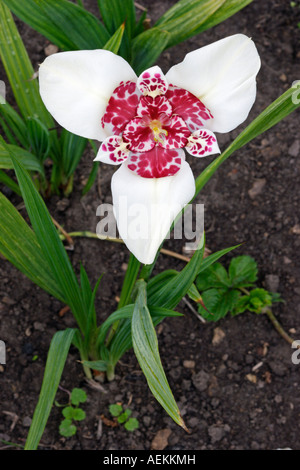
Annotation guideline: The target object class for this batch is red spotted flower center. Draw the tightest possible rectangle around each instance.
[100,67,218,178]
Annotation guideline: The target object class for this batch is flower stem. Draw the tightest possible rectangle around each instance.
[263,307,297,347]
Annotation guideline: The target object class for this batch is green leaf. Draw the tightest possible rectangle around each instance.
[26,117,51,161]
[124,417,139,431]
[3,0,110,50]
[59,129,87,180]
[81,360,107,372]
[109,403,123,417]
[198,244,240,274]
[131,27,171,74]
[0,102,29,148]
[154,0,225,49]
[25,329,75,449]
[0,191,65,301]
[195,86,300,196]
[4,139,87,332]
[234,288,272,315]
[0,143,45,175]
[131,280,187,430]
[191,0,253,39]
[70,388,87,406]
[0,3,54,125]
[228,255,258,288]
[72,408,86,421]
[0,169,21,195]
[148,235,205,310]
[196,262,231,291]
[103,22,126,55]
[117,408,132,423]
[59,418,77,437]
[118,254,141,308]
[97,0,136,38]
[198,288,240,321]
[62,406,76,420]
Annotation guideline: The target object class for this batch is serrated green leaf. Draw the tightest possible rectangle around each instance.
[198,288,240,321]
[228,255,258,288]
[70,388,87,406]
[25,329,75,449]
[131,280,187,430]
[233,288,273,315]
[196,262,231,291]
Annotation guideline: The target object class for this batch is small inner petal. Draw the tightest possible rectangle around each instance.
[137,66,168,98]
[166,84,213,132]
[123,117,156,153]
[127,147,184,178]
[99,135,130,163]
[136,95,173,120]
[101,80,140,135]
[160,115,191,149]
[186,128,220,158]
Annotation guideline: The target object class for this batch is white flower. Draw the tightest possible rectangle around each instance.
[39,34,260,264]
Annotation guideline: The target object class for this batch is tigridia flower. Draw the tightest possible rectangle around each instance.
[39,34,260,264]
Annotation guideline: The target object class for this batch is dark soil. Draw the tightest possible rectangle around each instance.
[0,0,300,451]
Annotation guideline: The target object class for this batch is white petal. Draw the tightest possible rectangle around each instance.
[39,49,137,141]
[166,34,261,133]
[111,161,195,264]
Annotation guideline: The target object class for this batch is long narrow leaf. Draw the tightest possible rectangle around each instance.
[0,102,28,148]
[0,143,45,175]
[0,2,53,125]
[131,28,170,74]
[97,0,136,38]
[0,170,20,195]
[3,0,110,50]
[132,280,187,430]
[25,329,75,450]
[155,0,252,49]
[0,191,66,300]
[118,254,141,308]
[149,235,205,309]
[2,138,86,332]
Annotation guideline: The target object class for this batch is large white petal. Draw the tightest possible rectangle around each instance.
[39,50,137,141]
[111,161,195,264]
[166,34,261,133]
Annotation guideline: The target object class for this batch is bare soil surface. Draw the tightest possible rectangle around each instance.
[0,0,300,451]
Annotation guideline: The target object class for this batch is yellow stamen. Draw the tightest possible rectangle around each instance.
[149,120,168,144]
